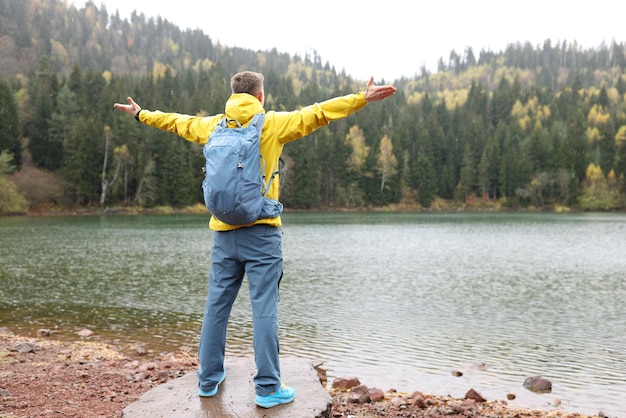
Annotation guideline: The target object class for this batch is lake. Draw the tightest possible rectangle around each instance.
[1,212,624,417]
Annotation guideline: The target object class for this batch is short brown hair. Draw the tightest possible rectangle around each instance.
[230,71,264,96]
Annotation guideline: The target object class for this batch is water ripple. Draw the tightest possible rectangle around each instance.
[1,213,625,417]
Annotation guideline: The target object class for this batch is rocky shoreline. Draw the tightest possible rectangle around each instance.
[0,328,598,418]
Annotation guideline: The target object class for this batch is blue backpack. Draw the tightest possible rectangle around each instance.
[202,113,284,225]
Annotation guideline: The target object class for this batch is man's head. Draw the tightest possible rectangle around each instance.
[231,71,264,105]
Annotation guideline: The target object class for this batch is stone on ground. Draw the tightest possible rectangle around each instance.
[122,355,331,418]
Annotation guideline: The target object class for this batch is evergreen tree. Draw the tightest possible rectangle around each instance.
[459,143,476,201]
[478,134,501,199]
[283,137,319,209]
[48,84,80,170]
[616,75,626,96]
[489,76,518,128]
[414,145,436,207]
[0,76,21,167]
[565,111,589,184]
[63,116,103,205]
[317,123,350,207]
[25,57,60,170]
[154,133,202,207]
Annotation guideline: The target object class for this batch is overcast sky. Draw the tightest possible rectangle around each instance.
[69,0,623,81]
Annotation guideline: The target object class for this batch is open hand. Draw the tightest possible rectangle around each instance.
[364,77,397,103]
[113,97,141,117]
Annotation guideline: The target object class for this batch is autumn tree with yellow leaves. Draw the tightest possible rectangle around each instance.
[579,163,623,210]
[375,135,398,193]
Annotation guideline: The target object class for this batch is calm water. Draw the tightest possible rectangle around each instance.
[1,212,624,417]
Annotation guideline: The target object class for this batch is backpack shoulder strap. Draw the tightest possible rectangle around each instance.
[217,116,234,128]
[250,113,265,134]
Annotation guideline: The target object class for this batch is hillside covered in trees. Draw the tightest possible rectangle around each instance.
[1,0,625,214]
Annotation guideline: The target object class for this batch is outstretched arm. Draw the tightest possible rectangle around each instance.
[364,77,397,103]
[113,96,218,144]
[113,97,142,118]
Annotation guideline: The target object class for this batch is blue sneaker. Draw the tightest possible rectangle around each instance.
[254,384,295,408]
[198,371,226,397]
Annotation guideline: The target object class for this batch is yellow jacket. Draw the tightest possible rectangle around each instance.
[138,91,368,231]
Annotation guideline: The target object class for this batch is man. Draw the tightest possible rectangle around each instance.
[114,71,396,408]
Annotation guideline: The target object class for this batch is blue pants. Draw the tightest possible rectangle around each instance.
[197,224,283,396]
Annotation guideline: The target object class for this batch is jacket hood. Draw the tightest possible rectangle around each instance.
[224,93,264,125]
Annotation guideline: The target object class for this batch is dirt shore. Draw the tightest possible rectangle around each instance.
[0,329,595,418]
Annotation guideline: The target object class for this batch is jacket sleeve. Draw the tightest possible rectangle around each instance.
[138,110,222,145]
[269,92,368,143]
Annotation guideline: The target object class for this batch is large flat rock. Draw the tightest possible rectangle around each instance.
[122,355,332,418]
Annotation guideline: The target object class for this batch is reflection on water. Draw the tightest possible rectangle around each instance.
[1,212,625,417]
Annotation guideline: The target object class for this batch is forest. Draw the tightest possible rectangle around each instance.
[1,0,625,214]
